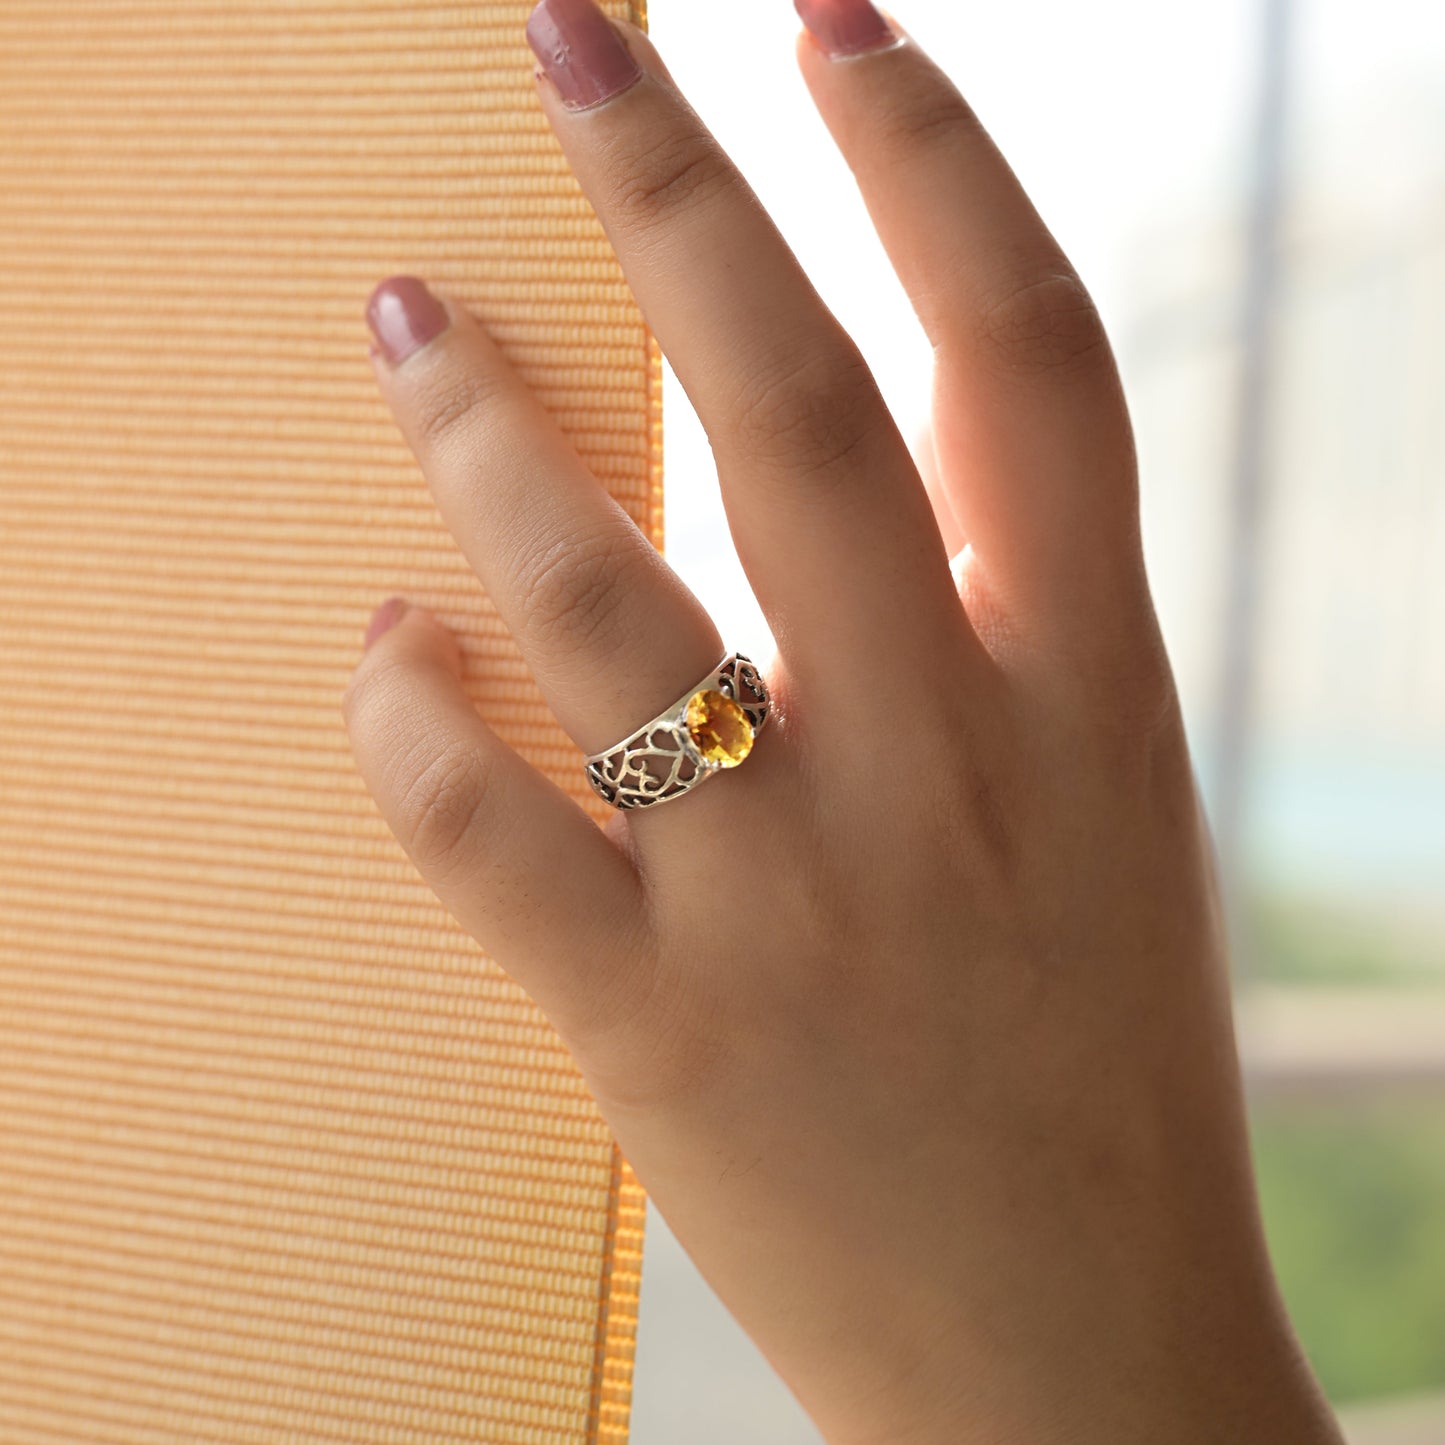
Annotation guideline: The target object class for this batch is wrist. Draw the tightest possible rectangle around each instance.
[826,1272,1343,1445]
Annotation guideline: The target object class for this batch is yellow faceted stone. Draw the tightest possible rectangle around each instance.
[684,688,753,767]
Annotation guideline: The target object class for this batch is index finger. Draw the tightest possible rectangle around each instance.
[793,4,1147,661]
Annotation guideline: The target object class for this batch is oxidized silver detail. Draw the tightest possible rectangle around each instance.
[584,651,770,811]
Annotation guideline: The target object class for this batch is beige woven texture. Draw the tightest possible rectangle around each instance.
[0,2,656,1439]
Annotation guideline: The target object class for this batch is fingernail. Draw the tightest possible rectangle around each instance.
[365,276,450,366]
[794,0,897,58]
[526,0,643,112]
[363,596,409,650]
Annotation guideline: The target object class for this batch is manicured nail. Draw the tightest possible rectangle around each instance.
[363,596,409,650]
[526,0,643,112]
[794,0,898,58]
[365,276,450,366]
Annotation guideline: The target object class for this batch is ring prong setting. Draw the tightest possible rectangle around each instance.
[585,652,768,809]
[683,688,754,768]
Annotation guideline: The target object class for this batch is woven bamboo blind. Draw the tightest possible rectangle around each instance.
[0,2,656,1439]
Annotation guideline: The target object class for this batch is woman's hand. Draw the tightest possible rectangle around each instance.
[342,1,1343,1441]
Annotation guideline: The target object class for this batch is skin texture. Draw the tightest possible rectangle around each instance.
[342,5,1347,1443]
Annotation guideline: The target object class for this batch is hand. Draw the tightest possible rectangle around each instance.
[342,1,1344,1441]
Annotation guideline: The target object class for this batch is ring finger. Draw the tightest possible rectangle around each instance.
[363,276,725,762]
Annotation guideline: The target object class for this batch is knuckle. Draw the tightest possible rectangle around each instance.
[397,744,494,879]
[728,342,882,482]
[973,270,1111,379]
[515,527,632,652]
[341,651,409,733]
[876,74,978,154]
[340,651,502,885]
[410,365,509,457]
[607,128,734,233]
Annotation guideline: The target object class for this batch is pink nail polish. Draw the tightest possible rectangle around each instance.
[363,596,409,650]
[365,276,450,366]
[526,0,643,112]
[794,0,897,58]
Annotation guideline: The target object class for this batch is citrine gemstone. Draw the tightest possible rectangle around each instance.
[684,689,753,767]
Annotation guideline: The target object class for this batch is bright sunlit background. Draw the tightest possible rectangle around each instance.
[629,2,1445,1441]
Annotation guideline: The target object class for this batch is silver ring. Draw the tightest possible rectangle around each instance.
[584,651,771,810]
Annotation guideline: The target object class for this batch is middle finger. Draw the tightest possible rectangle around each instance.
[525,0,988,699]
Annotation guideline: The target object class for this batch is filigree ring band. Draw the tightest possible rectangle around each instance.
[584,651,771,811]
